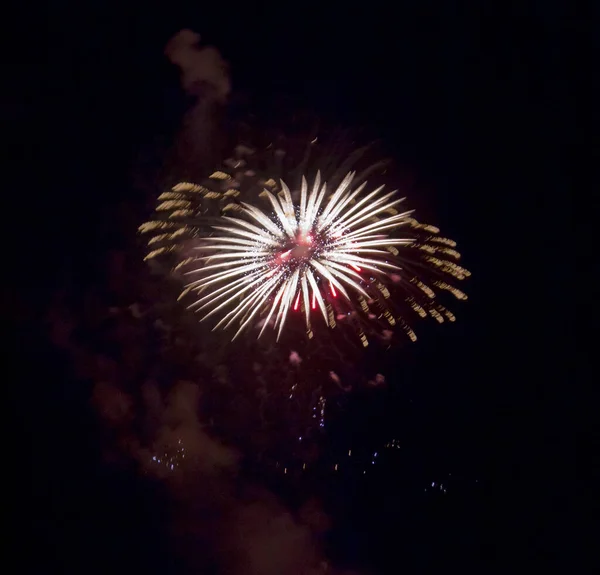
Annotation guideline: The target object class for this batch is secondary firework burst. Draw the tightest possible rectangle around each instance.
[140,135,469,346]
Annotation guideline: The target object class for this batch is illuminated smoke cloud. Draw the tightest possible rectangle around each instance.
[367,373,386,387]
[230,492,326,575]
[92,381,132,426]
[164,29,232,182]
[164,29,230,100]
[92,379,350,574]
[289,350,302,366]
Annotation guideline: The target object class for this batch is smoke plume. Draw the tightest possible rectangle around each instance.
[92,379,342,574]
[164,29,231,181]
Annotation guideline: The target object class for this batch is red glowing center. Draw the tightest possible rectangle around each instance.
[278,234,316,263]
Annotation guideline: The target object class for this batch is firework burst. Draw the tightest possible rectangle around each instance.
[141,132,469,346]
[186,171,417,341]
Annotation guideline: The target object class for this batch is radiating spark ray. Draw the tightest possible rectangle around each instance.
[299,176,308,228]
[309,260,350,300]
[258,282,288,339]
[241,203,285,237]
[306,268,328,324]
[194,273,270,317]
[276,269,300,340]
[301,275,311,327]
[338,199,407,232]
[221,216,277,242]
[188,271,264,309]
[319,181,367,232]
[320,261,370,298]
[215,272,284,331]
[328,186,390,231]
[317,171,355,230]
[212,225,278,246]
[265,190,296,238]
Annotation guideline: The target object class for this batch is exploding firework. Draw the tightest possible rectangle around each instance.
[140,128,469,347]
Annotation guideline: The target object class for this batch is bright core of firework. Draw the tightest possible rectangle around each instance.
[184,171,415,340]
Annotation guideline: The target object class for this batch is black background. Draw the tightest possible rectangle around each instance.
[7,1,575,573]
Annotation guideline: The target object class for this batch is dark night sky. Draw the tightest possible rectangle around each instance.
[7,1,576,573]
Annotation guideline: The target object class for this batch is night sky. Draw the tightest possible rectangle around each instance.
[7,1,575,574]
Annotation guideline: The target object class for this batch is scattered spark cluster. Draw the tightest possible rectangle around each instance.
[318,396,326,428]
[312,395,326,428]
[427,481,447,494]
[269,445,481,500]
[140,137,469,346]
[385,439,401,450]
[149,438,186,472]
[143,432,481,498]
